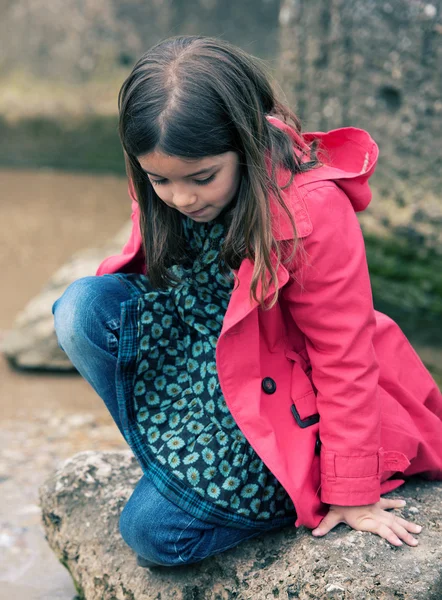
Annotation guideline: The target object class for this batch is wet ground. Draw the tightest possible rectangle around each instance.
[0,169,131,600]
[0,394,127,600]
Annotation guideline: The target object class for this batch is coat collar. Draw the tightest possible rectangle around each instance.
[221,252,290,335]
[221,173,310,335]
[269,178,313,241]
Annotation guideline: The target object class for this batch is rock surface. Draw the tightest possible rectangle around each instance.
[1,221,131,371]
[39,450,442,600]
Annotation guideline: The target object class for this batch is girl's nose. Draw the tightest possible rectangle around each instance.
[172,191,198,208]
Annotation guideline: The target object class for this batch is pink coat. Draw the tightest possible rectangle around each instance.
[97,120,442,529]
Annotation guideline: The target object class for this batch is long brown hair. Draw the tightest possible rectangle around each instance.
[118,35,319,308]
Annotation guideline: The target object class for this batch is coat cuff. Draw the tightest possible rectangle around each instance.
[320,447,411,506]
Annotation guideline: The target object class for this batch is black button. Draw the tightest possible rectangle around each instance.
[262,377,277,394]
[315,437,322,455]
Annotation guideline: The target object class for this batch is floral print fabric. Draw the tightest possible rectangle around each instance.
[117,215,296,528]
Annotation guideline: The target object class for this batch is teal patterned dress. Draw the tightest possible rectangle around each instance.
[115,214,297,530]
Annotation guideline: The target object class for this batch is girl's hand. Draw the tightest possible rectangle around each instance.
[312,497,422,547]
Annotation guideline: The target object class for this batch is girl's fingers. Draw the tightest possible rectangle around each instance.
[389,519,419,546]
[374,522,405,547]
[392,514,423,534]
[362,512,420,547]
[379,498,423,535]
[322,501,424,547]
[312,509,342,536]
[379,497,406,510]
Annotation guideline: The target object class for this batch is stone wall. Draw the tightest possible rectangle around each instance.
[279,0,442,194]
[0,0,280,83]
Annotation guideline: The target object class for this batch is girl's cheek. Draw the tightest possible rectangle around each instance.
[156,191,171,205]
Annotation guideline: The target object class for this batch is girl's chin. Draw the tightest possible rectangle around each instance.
[184,207,217,221]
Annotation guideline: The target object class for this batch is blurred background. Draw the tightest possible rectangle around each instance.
[0,1,441,598]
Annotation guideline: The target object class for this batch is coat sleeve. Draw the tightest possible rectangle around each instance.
[283,182,383,506]
[96,180,146,276]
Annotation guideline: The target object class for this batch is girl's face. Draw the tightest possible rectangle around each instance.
[138,151,241,222]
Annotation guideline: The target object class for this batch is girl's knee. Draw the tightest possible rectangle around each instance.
[118,499,170,565]
[52,276,100,351]
[118,493,200,567]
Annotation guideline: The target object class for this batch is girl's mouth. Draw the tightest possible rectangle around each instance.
[185,207,208,216]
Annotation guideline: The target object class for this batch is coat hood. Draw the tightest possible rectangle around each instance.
[267,116,379,214]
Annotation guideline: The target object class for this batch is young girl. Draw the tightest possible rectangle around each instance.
[52,36,442,567]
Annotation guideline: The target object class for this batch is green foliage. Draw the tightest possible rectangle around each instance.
[365,232,442,347]
[0,115,125,174]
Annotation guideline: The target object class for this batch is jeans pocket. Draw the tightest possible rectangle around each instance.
[106,318,120,356]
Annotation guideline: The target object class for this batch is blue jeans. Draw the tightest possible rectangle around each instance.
[52,275,294,566]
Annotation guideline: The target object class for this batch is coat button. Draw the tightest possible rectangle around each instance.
[262,377,277,394]
[315,437,322,455]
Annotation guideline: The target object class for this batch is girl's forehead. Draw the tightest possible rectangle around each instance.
[138,151,234,176]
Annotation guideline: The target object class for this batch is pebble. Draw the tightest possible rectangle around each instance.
[326,583,345,593]
[424,4,437,18]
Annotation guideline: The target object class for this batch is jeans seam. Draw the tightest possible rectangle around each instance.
[190,529,262,561]
[175,516,198,564]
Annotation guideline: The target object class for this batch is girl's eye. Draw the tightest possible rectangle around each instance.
[194,174,216,186]
[149,174,216,187]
